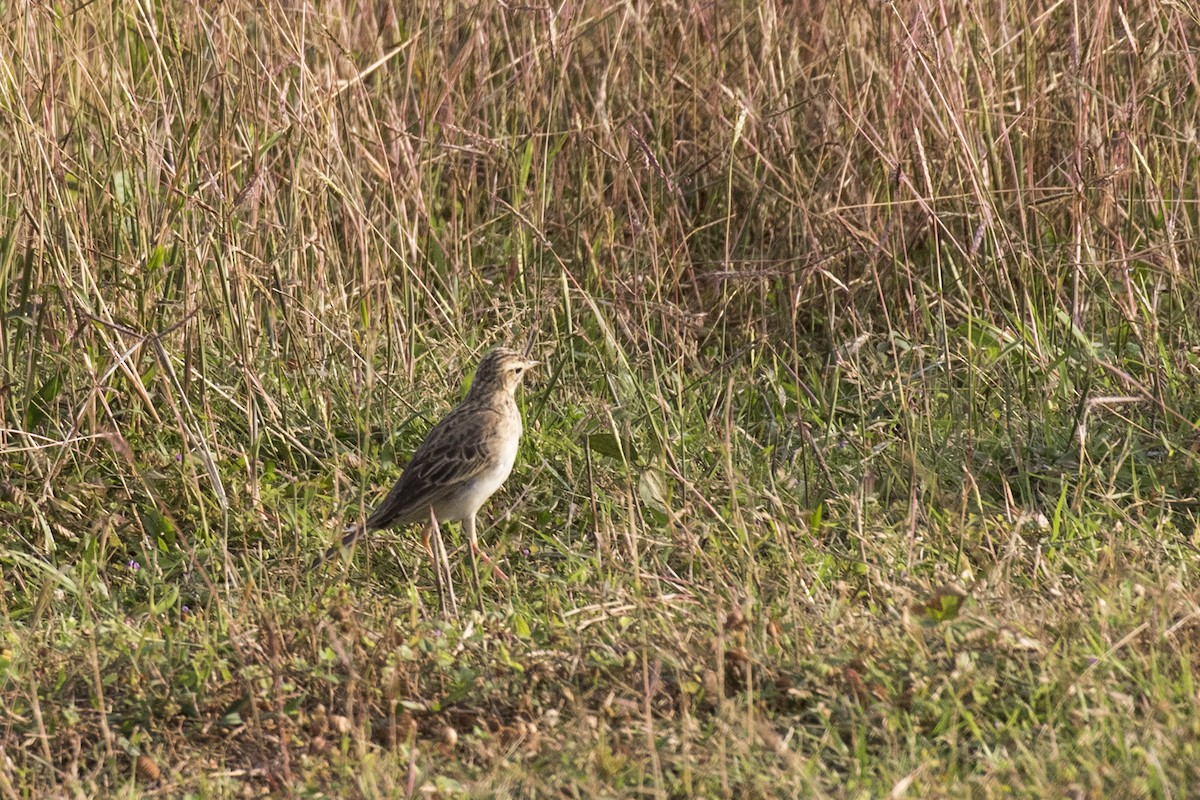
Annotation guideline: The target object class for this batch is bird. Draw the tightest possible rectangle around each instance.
[315,347,537,613]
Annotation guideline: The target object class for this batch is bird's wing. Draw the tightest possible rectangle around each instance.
[363,406,501,530]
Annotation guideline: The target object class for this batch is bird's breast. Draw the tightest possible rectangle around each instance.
[439,410,521,520]
[471,429,518,499]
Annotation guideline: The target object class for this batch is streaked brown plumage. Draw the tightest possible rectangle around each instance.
[316,347,537,611]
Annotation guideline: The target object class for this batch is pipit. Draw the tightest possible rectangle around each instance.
[316,347,537,613]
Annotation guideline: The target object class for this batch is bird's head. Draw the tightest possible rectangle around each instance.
[468,347,539,398]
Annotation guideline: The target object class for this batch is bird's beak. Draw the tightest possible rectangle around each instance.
[524,359,540,369]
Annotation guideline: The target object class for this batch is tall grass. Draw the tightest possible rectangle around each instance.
[2,0,1199,796]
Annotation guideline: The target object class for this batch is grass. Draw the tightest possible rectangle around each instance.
[2,0,1200,796]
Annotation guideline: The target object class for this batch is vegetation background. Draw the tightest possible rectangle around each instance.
[2,0,1199,796]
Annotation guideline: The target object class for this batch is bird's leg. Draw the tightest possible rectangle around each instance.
[421,525,444,617]
[464,515,484,612]
[469,521,510,582]
[429,508,457,617]
[477,551,509,581]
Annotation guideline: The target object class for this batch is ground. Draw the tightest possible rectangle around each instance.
[2,0,1200,797]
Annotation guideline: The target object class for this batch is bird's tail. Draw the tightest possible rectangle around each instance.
[310,524,365,570]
